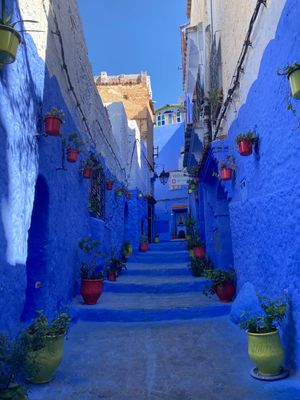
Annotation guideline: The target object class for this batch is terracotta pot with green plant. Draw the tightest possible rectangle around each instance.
[220,161,232,181]
[278,62,300,100]
[25,310,71,384]
[189,257,212,277]
[203,268,236,302]
[105,250,127,281]
[106,179,114,190]
[154,233,159,244]
[44,107,64,136]
[240,294,287,378]
[0,334,30,399]
[0,0,38,65]
[62,132,83,163]
[79,236,104,305]
[236,131,258,156]
[82,152,100,179]
[123,241,132,257]
[187,233,205,259]
[139,234,149,252]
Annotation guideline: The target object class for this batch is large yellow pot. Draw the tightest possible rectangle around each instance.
[123,244,132,257]
[288,68,300,100]
[248,330,284,376]
[0,25,21,64]
[27,334,65,384]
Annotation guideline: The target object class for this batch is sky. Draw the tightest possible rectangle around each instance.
[77,0,187,109]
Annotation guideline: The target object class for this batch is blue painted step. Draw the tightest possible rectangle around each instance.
[103,280,208,294]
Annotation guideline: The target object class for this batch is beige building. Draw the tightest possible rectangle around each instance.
[95,72,155,169]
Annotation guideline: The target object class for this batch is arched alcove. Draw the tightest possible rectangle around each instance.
[22,175,49,321]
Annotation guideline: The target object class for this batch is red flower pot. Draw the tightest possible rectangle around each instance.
[108,272,117,282]
[238,139,252,156]
[215,281,236,302]
[195,192,199,200]
[83,167,92,179]
[106,182,113,190]
[67,148,79,163]
[172,234,177,240]
[80,279,103,305]
[192,246,205,258]
[44,116,62,136]
[140,242,148,252]
[221,167,232,181]
[126,193,131,200]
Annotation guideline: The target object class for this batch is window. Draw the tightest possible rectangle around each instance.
[157,115,161,120]
[158,121,161,126]
[88,166,105,220]
[162,120,165,126]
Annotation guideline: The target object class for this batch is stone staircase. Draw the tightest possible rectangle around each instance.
[70,241,231,323]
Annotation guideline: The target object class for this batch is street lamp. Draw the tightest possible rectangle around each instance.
[159,169,170,185]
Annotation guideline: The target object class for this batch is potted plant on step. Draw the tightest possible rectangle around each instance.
[62,132,83,163]
[220,161,232,181]
[0,0,38,65]
[122,241,132,257]
[105,252,127,281]
[188,233,205,259]
[154,233,159,244]
[240,294,287,378]
[0,334,30,399]
[203,268,236,302]
[44,107,64,136]
[81,153,100,179]
[189,257,212,277]
[277,62,300,100]
[79,236,104,305]
[25,310,71,384]
[235,131,258,156]
[139,234,149,252]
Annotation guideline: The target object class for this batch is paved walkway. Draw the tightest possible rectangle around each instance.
[29,241,300,399]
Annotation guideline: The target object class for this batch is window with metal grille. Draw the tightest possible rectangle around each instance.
[88,166,105,220]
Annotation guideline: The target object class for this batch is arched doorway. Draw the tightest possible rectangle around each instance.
[22,176,49,321]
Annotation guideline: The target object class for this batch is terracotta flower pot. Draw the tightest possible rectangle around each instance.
[140,242,148,252]
[106,182,113,190]
[83,167,92,179]
[192,246,205,259]
[126,193,131,200]
[108,272,117,281]
[221,167,232,181]
[215,281,236,302]
[195,192,199,200]
[45,116,62,136]
[67,148,79,163]
[238,139,252,156]
[80,279,103,305]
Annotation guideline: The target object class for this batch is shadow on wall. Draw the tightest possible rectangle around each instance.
[22,175,49,321]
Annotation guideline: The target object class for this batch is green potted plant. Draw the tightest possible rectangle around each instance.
[25,310,71,384]
[105,251,127,281]
[235,131,258,156]
[189,257,212,277]
[187,179,197,191]
[78,236,104,305]
[44,107,64,136]
[62,132,83,163]
[122,241,132,257]
[220,161,232,181]
[240,294,287,378]
[188,233,205,258]
[139,234,149,252]
[0,334,29,399]
[184,217,195,241]
[115,186,125,197]
[203,268,236,302]
[138,191,143,199]
[106,179,114,191]
[278,62,300,100]
[0,0,39,65]
[81,153,100,179]
[154,233,159,244]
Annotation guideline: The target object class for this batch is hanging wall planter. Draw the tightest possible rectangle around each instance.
[44,108,64,136]
[116,187,124,197]
[236,131,258,156]
[62,132,83,163]
[106,180,113,190]
[125,192,131,200]
[81,152,100,179]
[220,164,232,181]
[278,62,300,100]
[0,24,21,64]
[138,191,143,199]
[82,167,92,179]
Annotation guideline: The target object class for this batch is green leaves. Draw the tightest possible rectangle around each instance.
[235,130,258,145]
[277,62,300,77]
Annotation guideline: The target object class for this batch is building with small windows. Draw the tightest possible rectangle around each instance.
[155,104,185,127]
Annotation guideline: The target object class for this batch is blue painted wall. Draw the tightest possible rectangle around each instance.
[0,2,148,334]
[154,122,188,241]
[199,0,300,370]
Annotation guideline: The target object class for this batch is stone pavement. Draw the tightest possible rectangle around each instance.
[28,241,300,400]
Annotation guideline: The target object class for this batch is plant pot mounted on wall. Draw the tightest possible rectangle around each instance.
[106,181,113,190]
[221,167,232,181]
[0,25,21,64]
[82,167,92,179]
[67,148,79,163]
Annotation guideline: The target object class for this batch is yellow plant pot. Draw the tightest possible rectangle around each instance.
[0,25,21,64]
[27,334,65,384]
[288,68,300,100]
[123,244,132,257]
[248,330,284,376]
[154,237,159,243]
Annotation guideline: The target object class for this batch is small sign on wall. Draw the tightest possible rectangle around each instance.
[169,171,189,190]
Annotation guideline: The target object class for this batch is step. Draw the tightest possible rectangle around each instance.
[103,280,208,294]
[129,254,190,264]
[70,294,231,323]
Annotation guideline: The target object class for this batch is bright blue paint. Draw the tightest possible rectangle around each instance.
[196,0,300,370]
